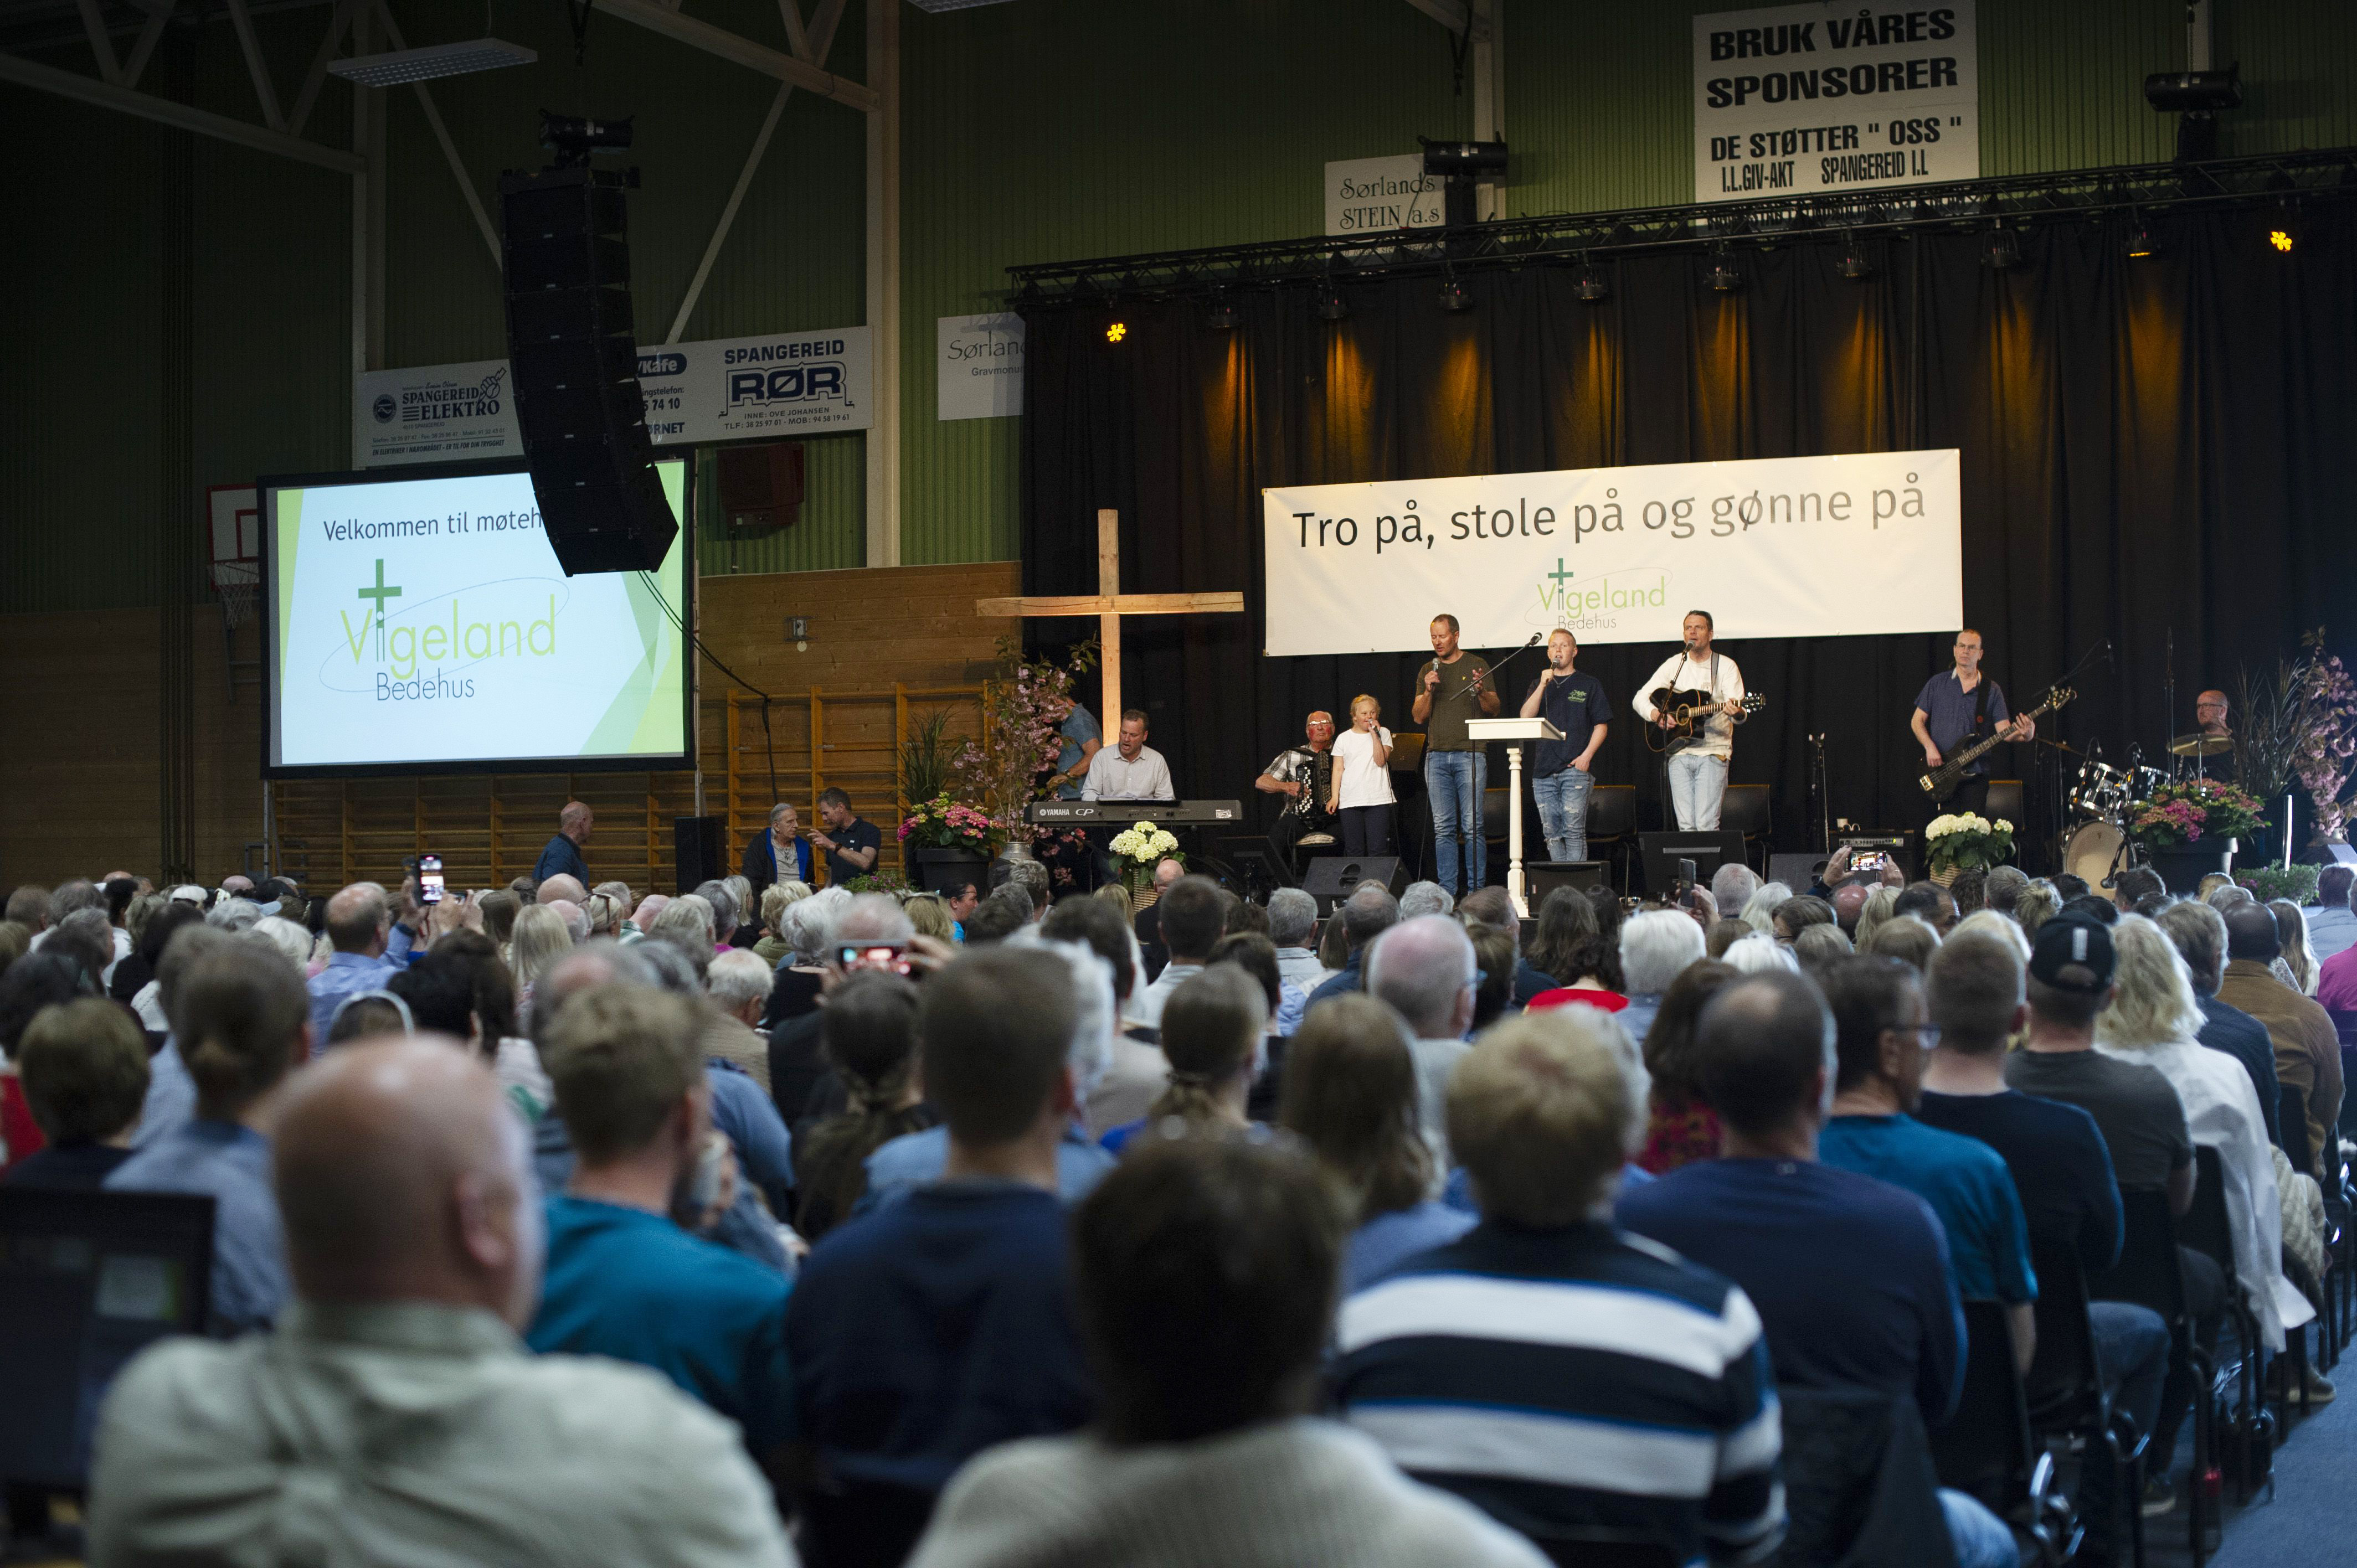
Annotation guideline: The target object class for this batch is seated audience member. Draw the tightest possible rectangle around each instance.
[2000,915,2222,1481]
[1038,894,1163,1138]
[1364,915,1480,1162]
[2062,893,2121,929]
[1466,926,1518,1030]
[306,883,396,1048]
[128,924,238,1149]
[1527,928,1629,1015]
[959,891,1030,946]
[787,948,1099,1567]
[326,991,412,1046]
[792,973,935,1244]
[2054,874,2092,903]
[1851,886,1900,949]
[1829,882,1872,935]
[1617,973,2015,1568]
[1790,922,1852,981]
[2303,863,2356,963]
[909,1136,1546,1568]
[2269,898,2317,994]
[755,883,810,964]
[706,948,777,1093]
[1982,864,2030,919]
[2215,901,2342,1170]
[1817,956,2039,1370]
[769,893,912,1126]
[89,1038,794,1568]
[526,984,795,1465]
[903,895,954,943]
[1265,887,1326,1034]
[1722,932,1799,975]
[534,872,590,910]
[6,998,148,1188]
[121,902,202,1032]
[2111,866,2166,913]
[1302,881,1402,1014]
[1129,875,1225,1029]
[1099,967,1265,1153]
[477,888,523,952]
[1336,1007,1784,1564]
[1864,912,1940,972]
[2016,880,2062,936]
[1915,931,2173,1533]
[1948,868,1988,919]
[1398,881,1454,920]
[1707,917,1753,959]
[1633,958,1738,1174]
[1892,881,1958,936]
[1207,931,1284,1027]
[1458,886,1553,1007]
[650,894,718,955]
[1712,863,1762,927]
[1771,895,1835,943]
[861,942,1116,1207]
[2318,886,2357,1012]
[2096,917,2314,1379]
[1738,881,1790,936]
[509,903,577,1023]
[1952,907,2030,957]
[763,888,845,1028]
[107,942,311,1333]
[1279,993,1474,1289]
[2155,900,2284,1149]
[1619,906,1706,1044]
[1525,885,1599,987]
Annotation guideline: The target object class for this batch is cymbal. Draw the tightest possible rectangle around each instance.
[2169,733,2235,758]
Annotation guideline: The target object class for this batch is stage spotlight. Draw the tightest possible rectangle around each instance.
[1983,225,2021,270]
[2268,205,2299,252]
[1437,272,1473,312]
[1105,321,1128,344]
[1315,283,1350,322]
[1835,231,1874,280]
[1706,245,1743,292]
[2124,213,2158,259]
[1205,295,1240,331]
[1571,254,1609,302]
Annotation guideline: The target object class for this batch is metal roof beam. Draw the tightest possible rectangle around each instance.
[0,45,364,173]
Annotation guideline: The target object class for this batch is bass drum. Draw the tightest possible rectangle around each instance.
[2062,819,2127,888]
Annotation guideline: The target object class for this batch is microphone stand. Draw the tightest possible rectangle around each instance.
[1461,633,1544,701]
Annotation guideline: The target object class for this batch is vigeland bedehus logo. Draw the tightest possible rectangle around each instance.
[1529,556,1670,636]
[333,556,559,704]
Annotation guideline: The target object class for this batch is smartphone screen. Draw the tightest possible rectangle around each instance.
[418,853,445,904]
[837,942,911,976]
[1851,851,1887,875]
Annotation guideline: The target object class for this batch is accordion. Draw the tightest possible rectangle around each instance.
[1289,751,1338,823]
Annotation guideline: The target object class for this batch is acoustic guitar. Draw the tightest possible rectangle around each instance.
[1643,689,1767,752]
[1917,685,2075,801]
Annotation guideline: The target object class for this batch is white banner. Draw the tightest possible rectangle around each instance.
[355,327,872,467]
[1694,2,1978,203]
[1262,450,1962,657]
[1324,154,1444,236]
[937,312,1025,421]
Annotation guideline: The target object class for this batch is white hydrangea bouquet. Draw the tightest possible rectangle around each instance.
[1924,811,2015,876]
[1107,821,1182,894]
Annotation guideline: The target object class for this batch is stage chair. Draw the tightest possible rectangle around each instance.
[1583,785,1637,894]
[1776,1387,1959,1568]
[2025,1236,2147,1568]
[2178,1147,2269,1499]
[1932,1299,2073,1567]
[1720,784,1771,872]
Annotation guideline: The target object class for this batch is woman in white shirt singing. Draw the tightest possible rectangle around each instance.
[1326,695,1397,855]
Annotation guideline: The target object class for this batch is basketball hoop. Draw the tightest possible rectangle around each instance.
[208,486,261,630]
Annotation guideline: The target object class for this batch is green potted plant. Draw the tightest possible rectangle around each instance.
[897,793,998,897]
[2129,778,2267,893]
[1923,812,2015,885]
[1106,820,1183,897]
[2236,863,2320,906]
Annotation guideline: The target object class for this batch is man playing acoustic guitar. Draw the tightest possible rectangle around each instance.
[1633,610,1750,831]
[1911,628,2035,824]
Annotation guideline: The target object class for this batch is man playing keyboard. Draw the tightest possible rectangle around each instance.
[1081,709,1175,803]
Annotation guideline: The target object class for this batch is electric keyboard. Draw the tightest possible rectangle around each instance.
[1025,800,1245,826]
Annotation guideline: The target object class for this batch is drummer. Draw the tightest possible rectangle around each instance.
[2195,690,2231,739]
[1912,628,2036,823]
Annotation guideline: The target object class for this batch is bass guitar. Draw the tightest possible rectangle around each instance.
[1644,689,1766,752]
[1917,685,2075,801]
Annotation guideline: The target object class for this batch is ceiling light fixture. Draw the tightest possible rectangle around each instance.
[327,37,537,89]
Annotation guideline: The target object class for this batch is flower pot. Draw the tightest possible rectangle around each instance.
[907,847,990,897]
[2148,838,2237,895]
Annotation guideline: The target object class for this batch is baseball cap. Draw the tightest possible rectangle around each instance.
[2029,912,2116,992]
[167,885,207,906]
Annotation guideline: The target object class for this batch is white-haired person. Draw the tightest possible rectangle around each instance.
[763,886,850,1029]
[2093,915,2317,1378]
[1618,908,1706,1046]
[705,948,778,1094]
[506,904,574,1034]
[1737,881,1790,938]
[753,881,812,966]
[1722,931,1799,976]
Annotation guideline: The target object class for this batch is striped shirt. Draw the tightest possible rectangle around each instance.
[1335,1221,1784,1566]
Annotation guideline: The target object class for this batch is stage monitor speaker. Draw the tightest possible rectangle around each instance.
[717,442,805,537]
[500,165,678,576]
[1301,855,1406,915]
[1638,832,1747,896]
[1526,862,1607,906]
[673,814,724,894]
[1769,852,1828,891]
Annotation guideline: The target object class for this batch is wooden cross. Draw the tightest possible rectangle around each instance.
[977,508,1246,724]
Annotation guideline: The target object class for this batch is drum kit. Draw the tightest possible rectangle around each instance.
[2057,730,2235,886]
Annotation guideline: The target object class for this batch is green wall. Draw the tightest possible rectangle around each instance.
[6,0,2355,611]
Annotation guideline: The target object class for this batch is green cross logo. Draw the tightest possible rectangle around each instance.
[357,559,403,659]
[1547,558,1575,587]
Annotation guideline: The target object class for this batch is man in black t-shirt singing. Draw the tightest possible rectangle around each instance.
[810,787,882,888]
[1517,628,1610,863]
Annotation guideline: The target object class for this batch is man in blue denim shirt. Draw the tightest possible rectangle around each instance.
[1517,628,1610,863]
[1411,614,1499,896]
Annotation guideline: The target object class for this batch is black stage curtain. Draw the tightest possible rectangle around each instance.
[1019,206,2357,875]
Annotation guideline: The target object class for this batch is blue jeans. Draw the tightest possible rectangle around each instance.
[1424,750,1487,894]
[1532,766,1596,862]
[1667,750,1728,831]
[1939,1488,2017,1568]
[2081,1299,2172,1551]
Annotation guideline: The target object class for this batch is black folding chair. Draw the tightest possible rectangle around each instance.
[2024,1238,2146,1568]
[2281,1083,2315,1182]
[1774,1386,1959,1568]
[2178,1146,2276,1497]
[1930,1299,2068,1567]
[2091,1189,2217,1567]
[2278,1082,2346,1368]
